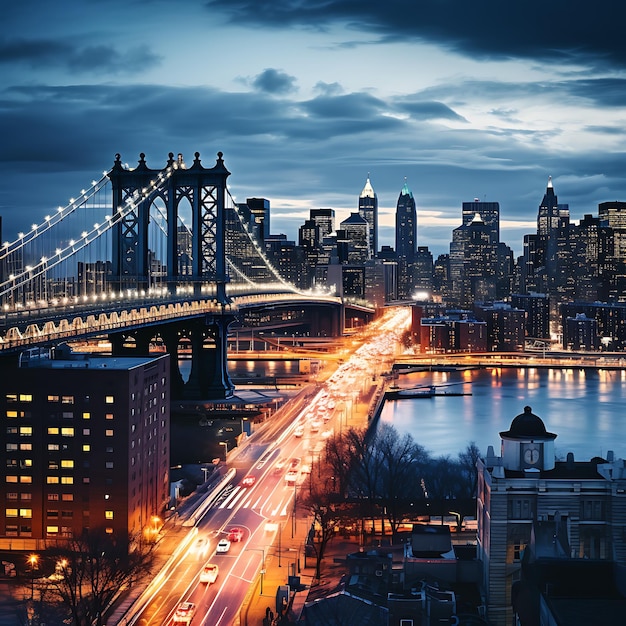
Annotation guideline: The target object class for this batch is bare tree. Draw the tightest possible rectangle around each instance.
[42,529,156,626]
[299,469,345,580]
[458,441,481,498]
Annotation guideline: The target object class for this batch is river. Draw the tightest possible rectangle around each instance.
[378,366,626,461]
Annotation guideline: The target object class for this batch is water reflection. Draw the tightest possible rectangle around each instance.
[379,367,626,461]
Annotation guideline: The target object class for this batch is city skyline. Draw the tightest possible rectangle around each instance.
[2,1,626,258]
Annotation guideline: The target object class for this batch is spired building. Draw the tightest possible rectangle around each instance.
[395,180,417,300]
[477,406,626,626]
[0,347,170,550]
[358,176,378,258]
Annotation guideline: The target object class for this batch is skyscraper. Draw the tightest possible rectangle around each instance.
[358,176,378,258]
[395,180,417,299]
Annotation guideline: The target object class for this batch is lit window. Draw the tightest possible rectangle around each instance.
[6,411,18,418]
[61,494,73,501]
[47,477,60,484]
[21,459,32,468]
[82,412,90,420]
[105,510,114,519]
[19,427,33,436]
[61,428,74,437]
[6,427,17,435]
[19,394,33,402]
[61,460,74,468]
[47,494,59,501]
[20,493,32,500]
[47,395,59,402]
[5,394,17,402]
[7,493,18,500]
[105,396,114,404]
[19,509,32,518]
[60,477,73,485]
[19,443,32,451]
[5,476,18,483]
[48,443,60,451]
[105,527,113,534]
[46,526,59,534]
[105,413,114,420]
[48,427,59,435]
[105,429,114,437]
[82,444,90,452]
[83,429,90,436]
[5,509,18,517]
[6,443,18,451]
[20,476,32,483]
[61,396,74,404]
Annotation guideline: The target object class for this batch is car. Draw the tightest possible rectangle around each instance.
[290,457,301,469]
[241,474,256,487]
[173,601,196,623]
[285,470,298,485]
[199,563,219,584]
[275,457,287,470]
[216,538,231,553]
[228,527,244,542]
[193,537,209,558]
[294,426,304,437]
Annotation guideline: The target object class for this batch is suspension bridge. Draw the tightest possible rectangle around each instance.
[0,150,370,398]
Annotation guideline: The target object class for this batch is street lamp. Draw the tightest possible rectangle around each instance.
[219,440,229,460]
[151,515,160,537]
[28,554,38,601]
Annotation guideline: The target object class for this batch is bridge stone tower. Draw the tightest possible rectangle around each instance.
[108,152,235,399]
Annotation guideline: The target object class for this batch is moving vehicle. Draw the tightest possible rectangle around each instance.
[174,601,196,623]
[216,538,231,553]
[294,426,304,437]
[285,470,298,485]
[228,527,244,542]
[193,537,208,558]
[199,563,219,584]
[241,475,256,487]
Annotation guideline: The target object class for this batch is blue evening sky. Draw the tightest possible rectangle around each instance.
[1,1,625,257]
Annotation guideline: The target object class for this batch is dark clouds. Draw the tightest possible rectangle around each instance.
[208,0,626,69]
[0,38,160,74]
[250,69,298,94]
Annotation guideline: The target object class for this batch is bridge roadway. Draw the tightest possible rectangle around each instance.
[108,307,408,626]
[0,289,348,353]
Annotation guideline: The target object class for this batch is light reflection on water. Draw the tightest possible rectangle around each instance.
[378,367,626,461]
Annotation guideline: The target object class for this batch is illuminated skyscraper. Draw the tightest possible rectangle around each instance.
[395,180,417,299]
[358,176,378,258]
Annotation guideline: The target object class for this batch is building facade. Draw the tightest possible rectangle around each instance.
[0,347,170,550]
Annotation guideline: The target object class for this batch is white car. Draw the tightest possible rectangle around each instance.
[216,538,231,553]
[174,601,196,624]
[199,563,219,584]
[193,537,208,558]
[294,426,304,437]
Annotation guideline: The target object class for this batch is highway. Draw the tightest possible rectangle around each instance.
[128,306,411,626]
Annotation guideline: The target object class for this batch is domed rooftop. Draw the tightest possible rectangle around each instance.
[500,406,557,440]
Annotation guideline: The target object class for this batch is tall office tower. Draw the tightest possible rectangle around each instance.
[358,176,378,258]
[395,180,417,299]
[228,204,273,283]
[569,214,614,302]
[310,208,335,240]
[477,407,626,626]
[264,234,306,288]
[449,212,497,308]
[0,348,170,550]
[340,212,370,263]
[245,197,271,245]
[462,199,500,245]
[414,246,434,294]
[298,218,321,287]
[598,201,626,300]
[521,178,573,329]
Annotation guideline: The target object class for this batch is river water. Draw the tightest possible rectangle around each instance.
[378,366,626,461]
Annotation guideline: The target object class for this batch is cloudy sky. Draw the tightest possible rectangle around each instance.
[1,0,625,258]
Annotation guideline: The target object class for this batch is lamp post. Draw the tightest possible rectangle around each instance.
[219,440,229,461]
[28,554,38,601]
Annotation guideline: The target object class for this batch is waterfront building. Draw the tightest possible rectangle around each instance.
[0,347,170,550]
[474,302,526,352]
[358,176,378,258]
[477,406,626,626]
[510,293,550,342]
[395,180,417,300]
[560,301,626,350]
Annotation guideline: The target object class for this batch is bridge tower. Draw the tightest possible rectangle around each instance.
[108,152,235,399]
